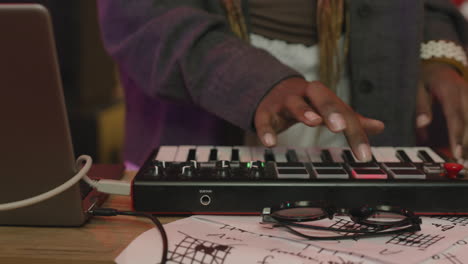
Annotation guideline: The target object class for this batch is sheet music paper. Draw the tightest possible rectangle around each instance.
[116,215,468,264]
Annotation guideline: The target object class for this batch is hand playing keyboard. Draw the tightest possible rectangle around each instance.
[254,77,385,162]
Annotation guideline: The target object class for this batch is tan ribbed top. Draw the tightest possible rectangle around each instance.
[249,0,318,46]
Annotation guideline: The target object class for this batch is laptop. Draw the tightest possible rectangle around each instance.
[0,4,122,226]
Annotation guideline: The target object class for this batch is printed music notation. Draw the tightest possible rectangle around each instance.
[115,215,468,264]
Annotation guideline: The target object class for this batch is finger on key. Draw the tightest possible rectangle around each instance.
[343,116,373,162]
[304,82,372,162]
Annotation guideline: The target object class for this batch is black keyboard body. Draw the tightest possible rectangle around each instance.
[132,146,468,215]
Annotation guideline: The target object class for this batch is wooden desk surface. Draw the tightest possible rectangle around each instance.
[0,171,178,264]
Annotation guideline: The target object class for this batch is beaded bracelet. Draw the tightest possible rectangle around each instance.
[421,40,468,78]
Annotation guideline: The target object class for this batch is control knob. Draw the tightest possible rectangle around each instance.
[444,163,464,179]
[248,161,263,179]
[181,161,198,178]
[216,160,231,179]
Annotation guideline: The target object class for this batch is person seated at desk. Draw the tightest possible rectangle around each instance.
[97,0,468,169]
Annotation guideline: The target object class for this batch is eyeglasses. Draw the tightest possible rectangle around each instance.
[261,201,422,240]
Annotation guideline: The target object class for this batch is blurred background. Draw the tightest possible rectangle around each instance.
[4,0,467,164]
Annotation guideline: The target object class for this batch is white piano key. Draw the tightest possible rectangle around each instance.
[292,147,310,162]
[155,146,178,161]
[235,146,252,162]
[174,145,195,162]
[250,147,265,161]
[216,146,232,161]
[306,147,323,162]
[400,147,423,163]
[195,146,212,162]
[329,147,345,162]
[370,147,384,162]
[272,147,288,162]
[372,147,400,162]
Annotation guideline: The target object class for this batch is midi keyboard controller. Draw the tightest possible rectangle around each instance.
[132,146,468,215]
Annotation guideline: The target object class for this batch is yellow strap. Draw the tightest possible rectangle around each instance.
[222,0,249,41]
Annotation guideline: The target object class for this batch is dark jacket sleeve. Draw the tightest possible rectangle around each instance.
[97,0,300,131]
[424,0,468,46]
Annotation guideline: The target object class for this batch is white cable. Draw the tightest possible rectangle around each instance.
[0,155,131,211]
[81,164,131,196]
[88,178,131,196]
[0,155,93,211]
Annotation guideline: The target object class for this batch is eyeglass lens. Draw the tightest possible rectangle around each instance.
[273,207,326,220]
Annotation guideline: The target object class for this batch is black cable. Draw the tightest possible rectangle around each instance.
[88,208,168,264]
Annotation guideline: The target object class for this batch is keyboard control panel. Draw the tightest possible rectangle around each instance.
[132,146,468,215]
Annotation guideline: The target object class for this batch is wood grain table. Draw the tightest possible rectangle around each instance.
[0,171,179,264]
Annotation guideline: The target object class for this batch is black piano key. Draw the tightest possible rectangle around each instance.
[231,148,240,161]
[417,150,435,163]
[320,149,334,163]
[286,149,299,162]
[264,148,276,162]
[396,150,412,162]
[342,149,356,163]
[186,148,197,161]
[209,148,218,161]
